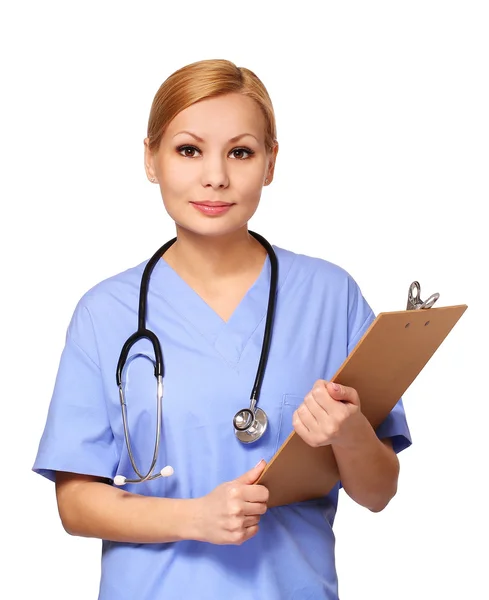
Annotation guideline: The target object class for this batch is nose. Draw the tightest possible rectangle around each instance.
[200,154,229,189]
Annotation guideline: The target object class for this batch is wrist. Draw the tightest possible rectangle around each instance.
[158,497,205,543]
[333,412,374,451]
[182,497,206,542]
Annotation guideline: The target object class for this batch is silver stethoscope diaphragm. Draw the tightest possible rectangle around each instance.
[233,403,268,443]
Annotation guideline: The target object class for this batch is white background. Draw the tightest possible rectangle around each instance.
[2,1,488,598]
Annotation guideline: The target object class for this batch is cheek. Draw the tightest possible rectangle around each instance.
[160,160,196,191]
[232,165,265,197]
[158,163,197,214]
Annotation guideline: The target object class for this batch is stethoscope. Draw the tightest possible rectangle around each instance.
[113,231,278,486]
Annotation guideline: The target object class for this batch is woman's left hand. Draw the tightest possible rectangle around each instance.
[292,380,365,448]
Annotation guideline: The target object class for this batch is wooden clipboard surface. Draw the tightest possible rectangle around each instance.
[257,304,467,508]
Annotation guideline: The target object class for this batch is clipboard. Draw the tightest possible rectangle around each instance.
[257,282,467,508]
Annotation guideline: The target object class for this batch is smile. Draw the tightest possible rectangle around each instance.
[190,202,234,216]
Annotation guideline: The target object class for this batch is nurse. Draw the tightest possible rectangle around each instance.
[33,58,411,600]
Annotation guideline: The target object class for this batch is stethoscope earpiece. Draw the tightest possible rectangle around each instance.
[113,465,174,486]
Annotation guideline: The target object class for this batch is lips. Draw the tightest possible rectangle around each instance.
[191,201,233,207]
[190,201,234,216]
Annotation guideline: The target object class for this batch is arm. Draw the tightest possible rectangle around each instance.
[331,422,399,512]
[56,472,199,543]
[55,461,269,545]
[292,380,400,513]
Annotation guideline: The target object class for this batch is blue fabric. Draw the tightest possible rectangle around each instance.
[33,245,412,600]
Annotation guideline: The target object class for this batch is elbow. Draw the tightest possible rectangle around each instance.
[368,499,391,513]
[55,478,88,537]
[368,481,398,513]
[61,521,78,537]
[369,455,400,513]
[345,482,397,513]
[57,501,82,537]
[55,471,107,538]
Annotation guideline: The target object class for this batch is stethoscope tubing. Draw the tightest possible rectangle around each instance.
[115,232,277,484]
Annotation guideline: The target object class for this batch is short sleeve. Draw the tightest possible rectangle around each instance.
[32,301,118,482]
[347,276,412,455]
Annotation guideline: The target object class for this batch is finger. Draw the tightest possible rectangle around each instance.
[311,382,337,413]
[243,515,261,527]
[243,501,267,516]
[293,409,315,444]
[295,403,319,433]
[235,459,267,485]
[243,524,259,540]
[242,484,269,504]
[229,524,259,545]
[304,391,328,421]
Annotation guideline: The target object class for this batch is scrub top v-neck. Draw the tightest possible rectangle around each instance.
[152,252,272,365]
[33,244,412,600]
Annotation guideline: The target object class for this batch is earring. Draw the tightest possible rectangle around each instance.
[265,178,269,184]
[150,177,157,183]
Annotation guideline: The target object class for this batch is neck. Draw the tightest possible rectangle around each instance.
[163,226,268,281]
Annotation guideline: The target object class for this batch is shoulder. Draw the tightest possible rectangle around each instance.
[66,259,148,336]
[81,260,146,306]
[274,245,361,294]
[275,246,374,343]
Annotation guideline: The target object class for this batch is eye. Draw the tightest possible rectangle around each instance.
[229,147,254,160]
[177,145,201,158]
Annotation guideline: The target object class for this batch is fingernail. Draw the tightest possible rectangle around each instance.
[331,382,340,391]
[254,459,264,467]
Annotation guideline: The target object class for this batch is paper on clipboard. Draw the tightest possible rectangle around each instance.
[257,284,467,508]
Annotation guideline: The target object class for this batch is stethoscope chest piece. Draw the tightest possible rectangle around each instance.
[233,407,268,443]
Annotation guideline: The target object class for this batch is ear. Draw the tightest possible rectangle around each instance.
[264,141,279,186]
[144,138,158,183]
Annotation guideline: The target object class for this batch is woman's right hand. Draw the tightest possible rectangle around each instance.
[194,459,269,545]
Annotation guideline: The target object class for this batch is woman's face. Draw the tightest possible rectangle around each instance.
[144,93,277,237]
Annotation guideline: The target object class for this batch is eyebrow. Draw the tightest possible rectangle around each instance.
[173,131,259,143]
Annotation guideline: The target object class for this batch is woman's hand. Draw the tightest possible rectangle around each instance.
[293,380,366,448]
[194,460,269,545]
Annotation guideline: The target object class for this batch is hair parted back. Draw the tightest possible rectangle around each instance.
[147,59,277,153]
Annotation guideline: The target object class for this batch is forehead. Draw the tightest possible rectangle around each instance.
[166,93,266,142]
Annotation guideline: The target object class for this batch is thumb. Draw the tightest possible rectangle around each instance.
[326,382,360,406]
[235,459,267,484]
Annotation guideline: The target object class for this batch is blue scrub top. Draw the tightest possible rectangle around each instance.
[33,245,411,600]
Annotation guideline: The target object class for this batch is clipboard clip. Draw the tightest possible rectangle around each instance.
[407,281,440,310]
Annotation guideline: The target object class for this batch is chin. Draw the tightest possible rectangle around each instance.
[177,221,249,238]
[173,211,256,238]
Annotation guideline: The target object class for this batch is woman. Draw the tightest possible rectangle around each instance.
[33,58,411,599]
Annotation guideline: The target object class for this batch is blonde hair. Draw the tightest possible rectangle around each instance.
[146,59,277,153]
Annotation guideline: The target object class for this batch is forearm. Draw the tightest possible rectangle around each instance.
[332,417,399,512]
[56,473,200,544]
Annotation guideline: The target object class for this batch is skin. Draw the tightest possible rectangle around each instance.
[143,93,279,317]
[56,92,399,548]
[292,380,400,512]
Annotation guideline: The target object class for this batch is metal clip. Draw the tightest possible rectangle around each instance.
[406,281,440,310]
